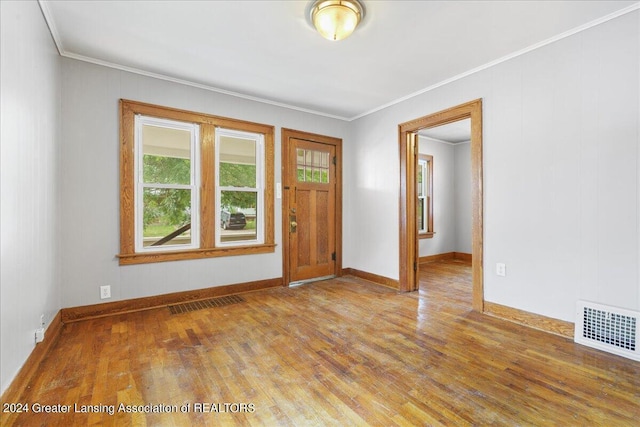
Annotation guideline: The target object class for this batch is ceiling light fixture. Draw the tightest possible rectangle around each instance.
[310,0,364,41]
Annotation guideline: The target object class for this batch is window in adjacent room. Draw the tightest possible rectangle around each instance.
[119,100,275,265]
[418,154,434,238]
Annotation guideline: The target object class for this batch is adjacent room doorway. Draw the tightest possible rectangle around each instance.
[398,99,484,311]
[282,129,342,286]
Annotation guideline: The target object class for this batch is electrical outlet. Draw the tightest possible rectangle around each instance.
[100,285,111,299]
[496,263,506,277]
[40,314,45,328]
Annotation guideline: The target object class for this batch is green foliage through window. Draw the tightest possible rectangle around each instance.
[143,188,191,231]
[143,155,190,185]
[220,162,257,210]
[142,155,192,231]
[219,162,255,187]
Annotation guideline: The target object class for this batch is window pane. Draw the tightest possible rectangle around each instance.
[426,159,431,192]
[142,124,191,185]
[143,155,191,185]
[418,198,425,231]
[143,187,192,247]
[219,162,256,187]
[417,162,424,197]
[219,136,256,187]
[220,191,257,243]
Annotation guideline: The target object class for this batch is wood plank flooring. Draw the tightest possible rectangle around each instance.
[3,260,639,426]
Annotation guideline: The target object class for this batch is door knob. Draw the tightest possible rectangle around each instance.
[290,216,297,233]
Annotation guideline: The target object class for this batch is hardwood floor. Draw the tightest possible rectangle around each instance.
[3,260,639,426]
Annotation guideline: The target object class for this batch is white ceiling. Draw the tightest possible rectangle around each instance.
[40,1,638,121]
[419,119,471,144]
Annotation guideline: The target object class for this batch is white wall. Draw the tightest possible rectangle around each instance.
[418,137,472,257]
[454,142,472,253]
[1,1,61,394]
[59,59,350,308]
[418,137,455,256]
[347,11,639,321]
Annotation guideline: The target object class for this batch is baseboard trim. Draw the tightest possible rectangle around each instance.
[1,310,64,404]
[419,252,454,263]
[61,277,284,323]
[419,252,472,264]
[484,301,574,339]
[453,252,472,263]
[3,278,284,402]
[342,268,399,290]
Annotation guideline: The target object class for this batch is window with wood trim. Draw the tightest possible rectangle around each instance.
[215,128,264,246]
[119,100,275,265]
[418,154,434,238]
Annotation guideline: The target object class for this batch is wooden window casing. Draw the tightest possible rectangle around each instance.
[118,99,275,265]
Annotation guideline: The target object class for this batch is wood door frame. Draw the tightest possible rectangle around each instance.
[281,128,343,286]
[398,99,484,311]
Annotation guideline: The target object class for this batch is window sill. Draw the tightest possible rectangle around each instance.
[419,232,435,240]
[118,243,277,265]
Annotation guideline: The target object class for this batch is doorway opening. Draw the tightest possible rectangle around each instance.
[398,99,484,311]
[418,118,472,261]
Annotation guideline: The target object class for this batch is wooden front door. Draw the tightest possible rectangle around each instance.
[286,137,337,284]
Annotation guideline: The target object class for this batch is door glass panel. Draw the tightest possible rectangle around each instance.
[297,148,330,183]
[312,151,321,167]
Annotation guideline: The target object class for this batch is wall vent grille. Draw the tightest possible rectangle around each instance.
[575,300,639,361]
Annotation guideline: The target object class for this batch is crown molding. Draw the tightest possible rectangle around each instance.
[38,1,640,123]
[349,2,640,121]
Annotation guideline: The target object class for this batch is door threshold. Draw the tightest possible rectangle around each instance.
[289,275,336,287]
